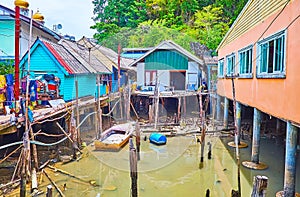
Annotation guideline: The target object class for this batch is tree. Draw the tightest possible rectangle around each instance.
[92,0,148,28]
[0,60,14,75]
[193,5,229,49]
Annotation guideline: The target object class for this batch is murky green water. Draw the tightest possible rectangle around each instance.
[34,135,253,197]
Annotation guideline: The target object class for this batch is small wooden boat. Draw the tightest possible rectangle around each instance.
[149,133,167,145]
[94,123,133,151]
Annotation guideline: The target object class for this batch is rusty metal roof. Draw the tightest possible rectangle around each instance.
[42,39,89,74]
[59,39,111,74]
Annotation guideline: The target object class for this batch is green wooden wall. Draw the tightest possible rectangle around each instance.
[145,50,188,70]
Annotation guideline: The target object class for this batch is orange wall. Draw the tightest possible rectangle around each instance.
[217,0,300,124]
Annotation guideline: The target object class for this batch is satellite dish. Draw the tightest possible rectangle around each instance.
[57,24,62,29]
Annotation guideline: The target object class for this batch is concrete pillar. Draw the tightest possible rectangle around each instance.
[283,121,298,196]
[216,95,222,121]
[236,102,242,144]
[251,108,261,163]
[223,97,229,129]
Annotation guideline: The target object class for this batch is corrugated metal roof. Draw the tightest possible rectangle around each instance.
[59,39,111,74]
[128,40,205,69]
[78,37,134,71]
[41,39,89,74]
[217,0,288,50]
[77,37,115,72]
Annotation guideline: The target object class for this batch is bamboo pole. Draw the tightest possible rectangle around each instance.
[0,145,22,164]
[130,102,139,119]
[55,122,73,143]
[11,149,23,182]
[47,165,98,186]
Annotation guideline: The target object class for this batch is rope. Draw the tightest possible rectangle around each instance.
[0,135,71,150]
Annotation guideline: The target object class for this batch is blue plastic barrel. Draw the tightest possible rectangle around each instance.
[149,133,167,145]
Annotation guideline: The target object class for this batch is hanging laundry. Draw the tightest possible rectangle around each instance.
[0,75,6,112]
[29,80,38,101]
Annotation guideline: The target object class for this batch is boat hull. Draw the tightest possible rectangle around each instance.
[94,124,132,151]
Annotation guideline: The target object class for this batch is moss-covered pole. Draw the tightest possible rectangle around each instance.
[283,121,298,196]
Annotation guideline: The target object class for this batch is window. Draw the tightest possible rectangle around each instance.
[226,54,235,76]
[218,59,224,77]
[239,46,253,77]
[145,70,157,86]
[257,31,286,78]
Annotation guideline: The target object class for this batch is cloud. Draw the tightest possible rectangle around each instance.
[1,0,96,39]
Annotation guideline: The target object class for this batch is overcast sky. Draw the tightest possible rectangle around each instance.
[1,0,97,40]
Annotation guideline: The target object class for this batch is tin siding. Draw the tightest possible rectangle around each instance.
[22,45,66,97]
[64,75,96,101]
[0,20,14,57]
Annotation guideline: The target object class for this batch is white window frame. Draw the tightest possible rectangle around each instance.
[238,45,253,78]
[257,30,286,78]
[226,53,235,77]
[218,59,224,78]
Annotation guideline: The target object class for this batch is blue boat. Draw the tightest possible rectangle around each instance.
[149,133,167,145]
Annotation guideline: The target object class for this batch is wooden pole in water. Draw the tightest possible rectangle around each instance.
[129,138,138,197]
[119,93,123,120]
[127,81,131,121]
[177,97,181,123]
[251,175,268,197]
[97,75,102,135]
[31,168,38,193]
[198,88,206,167]
[30,127,38,170]
[183,96,186,118]
[43,169,65,197]
[154,84,160,129]
[95,101,99,139]
[231,77,241,197]
[75,80,81,144]
[135,121,141,161]
[46,185,53,197]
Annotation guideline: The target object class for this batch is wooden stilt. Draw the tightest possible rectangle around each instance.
[31,168,38,193]
[43,169,65,197]
[135,122,141,161]
[99,107,103,136]
[129,138,138,197]
[30,127,39,170]
[183,96,186,118]
[20,174,26,197]
[130,102,139,120]
[177,97,181,122]
[154,90,159,129]
[119,93,123,120]
[148,104,153,123]
[231,78,241,197]
[251,175,268,197]
[127,81,131,120]
[95,102,98,139]
[208,142,212,160]
[75,80,81,145]
[46,185,53,197]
